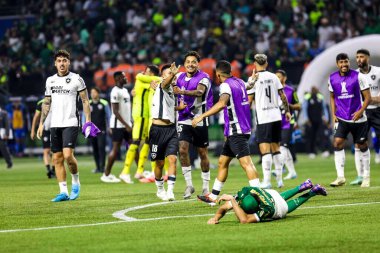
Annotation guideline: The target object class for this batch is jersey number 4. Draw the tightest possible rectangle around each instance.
[265,86,272,103]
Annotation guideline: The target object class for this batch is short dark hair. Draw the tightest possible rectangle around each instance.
[336,53,349,62]
[216,60,231,75]
[91,87,100,93]
[147,65,160,76]
[54,49,70,60]
[113,71,124,79]
[160,64,171,74]
[356,49,370,56]
[184,51,201,62]
[276,69,287,77]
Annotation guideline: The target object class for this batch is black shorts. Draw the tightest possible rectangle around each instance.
[50,127,79,153]
[111,128,131,143]
[149,124,178,161]
[256,121,282,144]
[177,124,209,147]
[42,130,51,149]
[281,126,293,147]
[366,108,380,136]
[334,119,368,144]
[221,134,251,159]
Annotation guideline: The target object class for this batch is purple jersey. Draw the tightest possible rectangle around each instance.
[328,69,369,122]
[281,85,296,129]
[220,77,251,136]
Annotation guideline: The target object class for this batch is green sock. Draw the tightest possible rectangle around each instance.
[286,191,316,213]
[280,186,300,200]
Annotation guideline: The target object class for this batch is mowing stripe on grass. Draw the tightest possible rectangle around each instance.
[1,201,380,233]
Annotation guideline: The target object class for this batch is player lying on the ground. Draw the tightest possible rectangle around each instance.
[207,179,327,224]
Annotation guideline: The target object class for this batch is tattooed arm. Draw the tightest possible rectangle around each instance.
[36,97,51,139]
[79,89,91,123]
[278,89,291,121]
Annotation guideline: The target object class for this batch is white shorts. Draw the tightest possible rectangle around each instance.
[265,189,288,219]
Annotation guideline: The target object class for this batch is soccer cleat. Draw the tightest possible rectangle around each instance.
[156,190,168,201]
[51,193,69,202]
[197,194,216,206]
[183,185,195,199]
[310,184,328,196]
[201,188,209,196]
[119,174,134,184]
[375,154,380,164]
[167,191,175,201]
[7,163,12,169]
[139,176,155,183]
[100,173,121,183]
[260,182,272,189]
[92,168,103,174]
[277,180,284,188]
[349,176,363,185]
[330,177,346,187]
[69,184,80,200]
[134,173,144,180]
[361,177,370,188]
[284,173,297,180]
[299,179,313,192]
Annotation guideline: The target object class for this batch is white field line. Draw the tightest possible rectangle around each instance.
[1,201,380,234]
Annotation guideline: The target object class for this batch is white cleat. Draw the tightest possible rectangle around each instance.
[156,190,168,201]
[119,174,134,184]
[321,151,330,158]
[284,173,297,180]
[277,180,284,188]
[167,191,175,201]
[375,154,380,164]
[361,177,370,188]
[101,173,121,183]
[183,186,195,199]
[330,177,346,187]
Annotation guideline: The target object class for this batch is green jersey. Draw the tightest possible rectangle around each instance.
[236,187,276,220]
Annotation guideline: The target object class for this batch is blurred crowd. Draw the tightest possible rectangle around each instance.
[1,0,380,94]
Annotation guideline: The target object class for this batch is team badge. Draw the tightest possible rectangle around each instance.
[371,75,376,80]
[98,104,103,110]
[151,153,157,159]
[66,78,71,83]
[340,81,348,93]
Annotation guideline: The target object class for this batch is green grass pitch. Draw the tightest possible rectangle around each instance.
[0,153,379,253]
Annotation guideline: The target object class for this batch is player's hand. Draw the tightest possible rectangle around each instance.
[131,89,136,97]
[125,124,132,133]
[169,62,180,75]
[285,112,292,122]
[207,217,219,225]
[36,124,43,140]
[150,80,159,90]
[192,116,203,127]
[30,131,35,140]
[352,110,363,122]
[218,194,234,202]
[177,100,187,111]
[173,86,183,95]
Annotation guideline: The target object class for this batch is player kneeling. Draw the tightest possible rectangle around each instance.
[207,179,327,224]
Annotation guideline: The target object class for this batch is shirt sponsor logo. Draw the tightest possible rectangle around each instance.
[51,86,71,94]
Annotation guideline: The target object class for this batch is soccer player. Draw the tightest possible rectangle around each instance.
[0,106,12,168]
[173,51,213,199]
[120,65,161,181]
[329,53,371,187]
[351,49,380,185]
[30,98,55,178]
[275,70,301,180]
[87,87,110,173]
[193,60,260,205]
[150,63,182,201]
[249,54,291,189]
[101,71,132,183]
[207,179,327,224]
[37,49,91,202]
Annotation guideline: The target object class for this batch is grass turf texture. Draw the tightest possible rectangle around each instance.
[0,154,379,253]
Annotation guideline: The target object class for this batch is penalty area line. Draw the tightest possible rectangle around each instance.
[1,201,380,234]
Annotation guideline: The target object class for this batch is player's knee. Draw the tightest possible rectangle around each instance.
[53,154,64,165]
[132,140,140,146]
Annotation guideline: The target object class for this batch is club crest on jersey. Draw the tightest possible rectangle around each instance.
[371,75,376,80]
[151,153,157,159]
[340,82,348,93]
[66,78,71,83]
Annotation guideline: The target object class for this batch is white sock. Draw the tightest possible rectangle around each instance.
[280,146,296,175]
[155,178,164,191]
[209,178,224,200]
[59,181,69,195]
[167,175,176,192]
[361,149,370,178]
[182,166,192,187]
[71,172,80,185]
[201,171,210,192]
[354,148,363,177]
[249,178,260,187]
[273,152,283,182]
[262,154,272,184]
[334,149,345,178]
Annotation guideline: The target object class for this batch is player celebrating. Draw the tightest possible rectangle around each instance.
[101,71,133,183]
[194,60,260,205]
[31,98,55,178]
[120,65,161,181]
[150,63,182,201]
[329,53,371,187]
[351,49,380,185]
[249,54,291,189]
[174,51,213,199]
[207,179,327,224]
[37,49,91,202]
[275,70,301,180]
